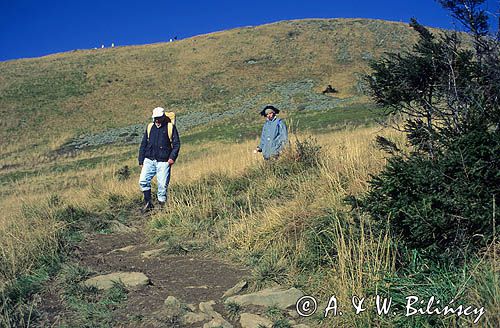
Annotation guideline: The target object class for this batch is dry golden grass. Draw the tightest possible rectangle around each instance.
[223,127,401,306]
[1,125,397,287]
[0,203,63,285]
[171,140,259,183]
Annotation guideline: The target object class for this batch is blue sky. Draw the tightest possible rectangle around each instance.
[0,0,498,61]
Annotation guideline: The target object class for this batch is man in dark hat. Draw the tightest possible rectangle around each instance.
[254,105,288,159]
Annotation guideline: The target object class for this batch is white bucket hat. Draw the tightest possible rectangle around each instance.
[152,107,165,118]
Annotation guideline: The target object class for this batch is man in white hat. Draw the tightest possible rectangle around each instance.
[138,107,181,212]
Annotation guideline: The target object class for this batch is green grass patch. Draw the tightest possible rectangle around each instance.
[1,70,94,103]
[181,104,380,144]
[182,119,262,144]
[59,264,128,328]
[0,267,52,327]
[288,104,381,132]
[0,149,136,186]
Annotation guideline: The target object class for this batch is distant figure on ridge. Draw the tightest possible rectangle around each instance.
[138,107,181,212]
[254,105,288,160]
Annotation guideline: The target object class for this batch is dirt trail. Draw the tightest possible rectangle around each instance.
[39,217,249,327]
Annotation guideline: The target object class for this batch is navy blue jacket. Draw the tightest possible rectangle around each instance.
[138,123,180,165]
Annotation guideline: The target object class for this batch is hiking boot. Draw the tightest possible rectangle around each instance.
[141,201,154,213]
[141,190,154,213]
[158,201,166,210]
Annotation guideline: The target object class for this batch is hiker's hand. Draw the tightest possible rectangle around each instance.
[168,159,175,165]
[253,149,258,154]
[139,164,143,168]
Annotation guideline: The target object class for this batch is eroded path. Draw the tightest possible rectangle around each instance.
[84,231,248,327]
[38,221,248,327]
[37,211,311,328]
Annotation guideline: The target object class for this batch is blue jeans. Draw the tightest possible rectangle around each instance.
[139,158,171,202]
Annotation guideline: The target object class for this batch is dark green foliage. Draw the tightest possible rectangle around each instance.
[116,165,130,181]
[269,136,323,178]
[367,16,499,157]
[296,213,341,270]
[264,306,292,328]
[272,319,292,328]
[252,252,288,289]
[359,130,499,261]
[439,0,489,36]
[0,268,49,326]
[360,0,499,262]
[379,266,468,326]
[224,301,242,321]
[292,137,322,168]
[55,205,110,234]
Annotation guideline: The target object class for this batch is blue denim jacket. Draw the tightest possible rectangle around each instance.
[258,117,288,159]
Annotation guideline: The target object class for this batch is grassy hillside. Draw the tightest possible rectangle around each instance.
[0,19,418,154]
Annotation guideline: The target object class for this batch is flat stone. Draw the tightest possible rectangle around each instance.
[222,280,248,298]
[225,287,304,309]
[186,285,209,289]
[181,312,211,325]
[110,245,136,253]
[109,220,137,233]
[83,272,149,290]
[141,248,164,258]
[199,300,222,320]
[240,313,273,328]
[203,317,233,328]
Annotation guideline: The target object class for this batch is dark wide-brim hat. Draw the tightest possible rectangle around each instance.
[260,105,280,116]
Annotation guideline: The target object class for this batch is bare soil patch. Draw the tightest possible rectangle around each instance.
[38,223,248,327]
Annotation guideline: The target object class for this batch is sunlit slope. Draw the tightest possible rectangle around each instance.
[0,18,419,148]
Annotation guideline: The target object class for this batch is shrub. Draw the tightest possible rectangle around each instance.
[116,165,130,181]
[359,0,499,262]
[269,136,322,178]
[358,130,499,261]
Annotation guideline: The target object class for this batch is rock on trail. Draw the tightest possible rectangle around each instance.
[83,271,150,290]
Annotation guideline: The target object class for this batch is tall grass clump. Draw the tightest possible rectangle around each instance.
[0,197,66,327]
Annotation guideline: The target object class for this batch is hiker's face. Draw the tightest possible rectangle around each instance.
[154,116,163,127]
[266,112,275,120]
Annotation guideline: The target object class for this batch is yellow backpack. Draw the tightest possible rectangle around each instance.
[147,112,176,143]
